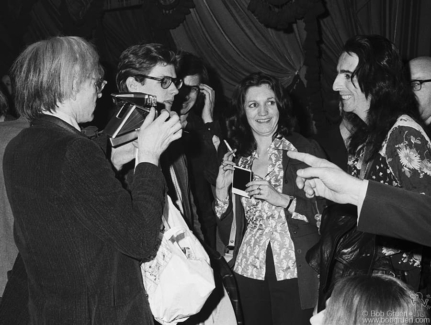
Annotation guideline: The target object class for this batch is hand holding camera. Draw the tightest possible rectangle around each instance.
[136,108,182,166]
[105,93,182,166]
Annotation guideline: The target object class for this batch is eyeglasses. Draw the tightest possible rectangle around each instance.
[94,78,107,94]
[134,74,183,90]
[411,79,431,91]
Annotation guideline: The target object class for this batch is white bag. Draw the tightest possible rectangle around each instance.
[141,195,215,325]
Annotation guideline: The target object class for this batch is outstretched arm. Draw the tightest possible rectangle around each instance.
[287,151,366,206]
[288,151,431,247]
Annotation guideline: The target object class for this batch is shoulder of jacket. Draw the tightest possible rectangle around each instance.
[286,132,318,152]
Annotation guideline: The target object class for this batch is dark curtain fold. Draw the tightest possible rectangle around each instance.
[23,0,104,45]
[100,8,154,65]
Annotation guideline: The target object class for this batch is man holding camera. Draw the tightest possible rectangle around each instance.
[116,43,205,242]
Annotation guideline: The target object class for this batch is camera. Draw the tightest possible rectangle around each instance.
[103,93,161,147]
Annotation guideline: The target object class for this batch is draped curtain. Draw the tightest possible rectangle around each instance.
[0,0,430,131]
[100,7,156,66]
[170,0,307,99]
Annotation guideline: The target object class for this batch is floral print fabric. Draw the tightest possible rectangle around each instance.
[348,115,431,271]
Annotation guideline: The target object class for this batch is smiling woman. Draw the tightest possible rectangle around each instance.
[227,72,295,157]
[244,84,280,137]
[215,72,326,325]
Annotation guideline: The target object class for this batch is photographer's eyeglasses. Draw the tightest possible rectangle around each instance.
[134,74,183,90]
[94,78,107,94]
[411,79,431,91]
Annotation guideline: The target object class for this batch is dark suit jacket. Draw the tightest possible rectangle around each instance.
[217,133,326,310]
[161,139,204,241]
[358,181,431,247]
[183,112,221,246]
[2,115,165,324]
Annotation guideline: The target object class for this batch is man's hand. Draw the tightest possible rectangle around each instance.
[287,151,364,206]
[200,84,215,124]
[136,108,182,165]
[110,141,137,171]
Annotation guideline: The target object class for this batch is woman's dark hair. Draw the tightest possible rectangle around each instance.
[343,35,423,161]
[227,72,295,157]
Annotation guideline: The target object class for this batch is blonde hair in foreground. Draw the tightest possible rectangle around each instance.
[11,36,102,120]
[324,275,429,324]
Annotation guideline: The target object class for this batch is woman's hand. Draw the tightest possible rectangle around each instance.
[215,151,236,200]
[246,179,291,208]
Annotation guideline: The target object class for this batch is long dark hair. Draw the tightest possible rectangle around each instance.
[343,35,423,161]
[227,72,295,157]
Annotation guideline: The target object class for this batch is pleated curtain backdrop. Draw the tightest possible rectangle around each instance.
[170,0,307,99]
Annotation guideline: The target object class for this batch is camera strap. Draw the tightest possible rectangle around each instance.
[224,194,237,263]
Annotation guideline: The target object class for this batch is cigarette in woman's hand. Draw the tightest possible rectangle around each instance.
[224,140,236,157]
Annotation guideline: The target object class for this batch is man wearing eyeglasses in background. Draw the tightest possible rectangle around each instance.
[172,51,223,249]
[409,56,431,126]
[116,43,205,241]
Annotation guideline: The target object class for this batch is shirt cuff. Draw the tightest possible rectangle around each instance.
[357,180,369,224]
[215,196,229,217]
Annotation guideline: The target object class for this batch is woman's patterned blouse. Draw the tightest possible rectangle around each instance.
[215,137,309,281]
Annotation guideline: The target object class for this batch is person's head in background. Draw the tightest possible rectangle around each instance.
[11,36,104,122]
[409,57,431,126]
[228,72,296,157]
[173,51,209,127]
[1,74,12,95]
[333,35,421,160]
[310,274,429,325]
[116,43,181,112]
[0,73,18,119]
